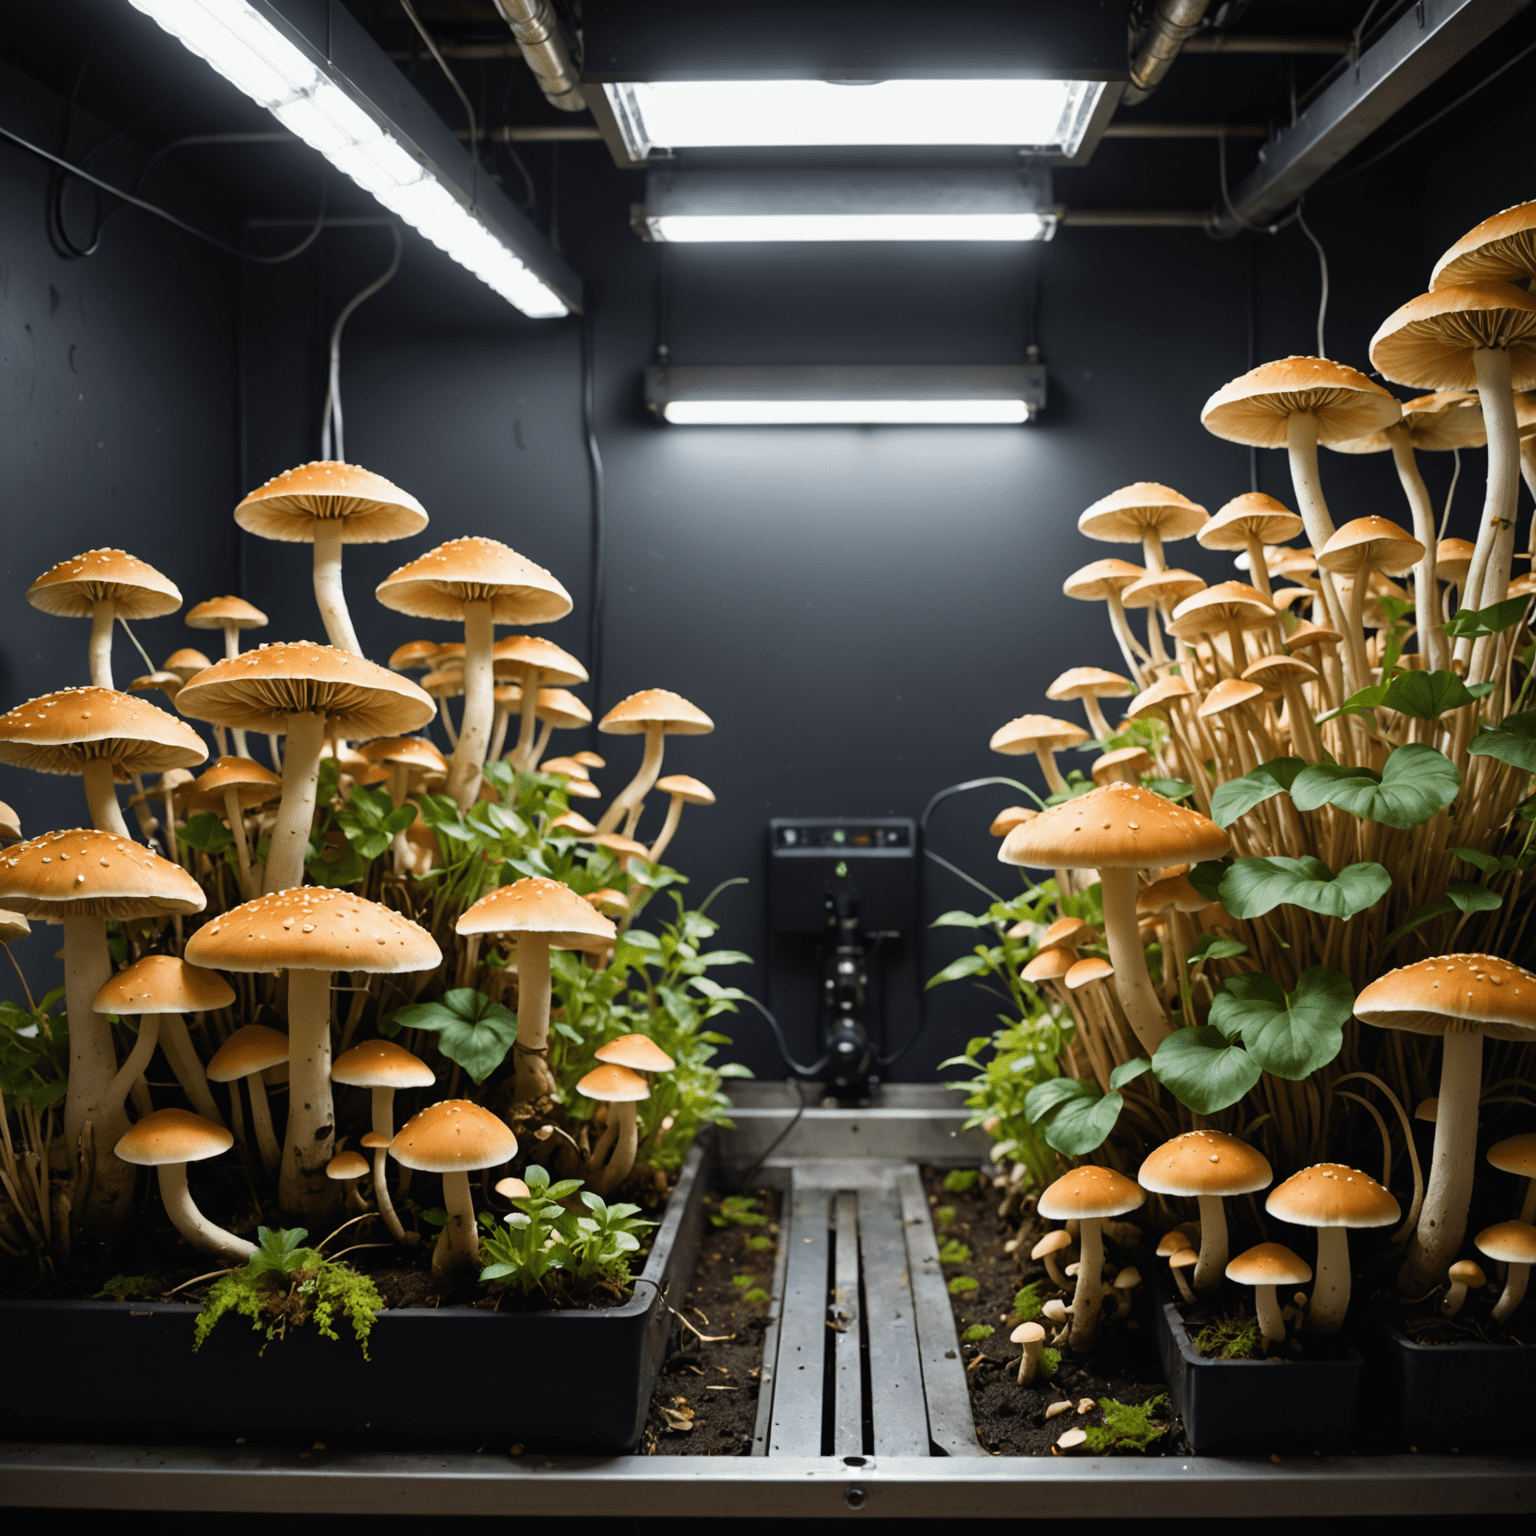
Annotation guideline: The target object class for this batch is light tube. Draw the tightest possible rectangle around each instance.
[662,399,1032,425]
[646,212,1051,243]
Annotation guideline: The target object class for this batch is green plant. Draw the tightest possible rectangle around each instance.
[1083,1394,1170,1453]
[941,1169,980,1195]
[1194,1312,1265,1361]
[745,1234,774,1252]
[933,1205,958,1228]
[0,987,68,1111]
[710,1194,767,1229]
[1038,1346,1061,1380]
[382,987,519,1084]
[193,1227,383,1358]
[961,1324,994,1342]
[937,1239,971,1265]
[742,1287,770,1305]
[947,1275,979,1295]
[1013,1282,1046,1322]
[731,1273,755,1288]
[93,1274,156,1300]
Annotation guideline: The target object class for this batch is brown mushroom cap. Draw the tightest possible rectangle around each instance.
[999,782,1230,872]
[27,549,182,620]
[1063,558,1149,602]
[361,1131,392,1150]
[185,888,441,975]
[1226,1242,1312,1287]
[1488,1132,1536,1177]
[576,1062,651,1103]
[192,756,283,806]
[1077,483,1208,545]
[92,954,234,1016]
[1243,653,1319,688]
[390,1099,517,1172]
[456,875,618,947]
[1284,619,1344,653]
[989,806,1038,838]
[585,887,631,917]
[1122,568,1206,610]
[1039,916,1094,949]
[205,1024,290,1082]
[1198,494,1305,551]
[1317,517,1425,579]
[496,1176,531,1200]
[655,773,715,806]
[332,1038,436,1089]
[163,649,213,684]
[0,803,23,844]
[175,641,435,739]
[598,689,714,736]
[1265,1163,1400,1228]
[388,640,441,673]
[1201,357,1402,446]
[115,1107,233,1166]
[549,810,597,835]
[1138,1130,1273,1198]
[573,751,606,770]
[1091,746,1152,785]
[535,688,592,730]
[492,634,588,686]
[1125,677,1195,721]
[595,1033,676,1072]
[1065,955,1114,990]
[235,461,428,544]
[375,536,573,626]
[1138,871,1211,914]
[1432,201,1536,289]
[1033,1229,1074,1259]
[1021,948,1075,984]
[1448,1259,1486,1287]
[186,596,268,632]
[1199,678,1269,719]
[593,832,651,861]
[359,736,449,774]
[1156,1230,1193,1257]
[0,688,208,778]
[1046,667,1135,705]
[1474,1220,1536,1265]
[1038,1164,1145,1221]
[0,911,30,944]
[327,1151,371,1180]
[1170,581,1275,630]
[540,756,591,780]
[1370,283,1536,391]
[1354,954,1536,1042]
[1397,391,1488,451]
[989,714,1089,755]
[0,828,205,921]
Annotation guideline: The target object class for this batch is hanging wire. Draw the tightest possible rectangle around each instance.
[581,309,607,738]
[1294,202,1330,358]
[399,0,478,206]
[1440,448,1463,541]
[320,225,405,462]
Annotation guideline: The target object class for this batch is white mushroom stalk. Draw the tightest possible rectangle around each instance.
[1099,866,1174,1055]
[80,759,131,839]
[311,520,363,655]
[511,665,545,769]
[596,723,665,836]
[266,711,326,894]
[1308,1226,1355,1334]
[1068,1216,1109,1350]
[159,1159,258,1263]
[159,1017,225,1125]
[1285,413,1361,694]
[512,934,557,1104]
[1386,431,1448,671]
[281,967,342,1224]
[437,1167,480,1277]
[447,600,494,811]
[1460,349,1520,683]
[89,599,115,689]
[1400,1029,1482,1294]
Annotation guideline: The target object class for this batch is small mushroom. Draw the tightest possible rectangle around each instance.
[646,774,716,863]
[1488,1133,1536,1224]
[206,1025,290,1177]
[1226,1243,1312,1352]
[1112,1265,1142,1320]
[579,1063,651,1195]
[1475,1220,1536,1325]
[1441,1259,1486,1318]
[1037,1165,1145,1351]
[1032,1229,1073,1288]
[1012,1321,1046,1385]
[1169,1246,1198,1303]
[327,1149,371,1215]
[332,1038,436,1244]
[115,1109,256,1263]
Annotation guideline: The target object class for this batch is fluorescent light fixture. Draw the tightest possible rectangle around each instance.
[641,169,1055,245]
[604,79,1106,157]
[646,365,1046,426]
[125,0,579,318]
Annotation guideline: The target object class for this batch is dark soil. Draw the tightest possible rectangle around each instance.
[641,1187,779,1456]
[1376,1285,1535,1349]
[920,1166,1186,1456]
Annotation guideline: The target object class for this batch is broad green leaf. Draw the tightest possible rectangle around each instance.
[1109,1056,1151,1090]
[178,812,233,854]
[1317,681,1390,723]
[1446,880,1502,914]
[1290,744,1459,829]
[931,910,995,929]
[1023,1076,1092,1123]
[1376,671,1494,720]
[386,989,518,1084]
[926,953,990,988]
[1144,777,1194,803]
[1152,1027,1262,1115]
[1442,595,1531,639]
[1209,758,1307,829]
[1023,1076,1122,1155]
[1206,967,1352,1080]
[1218,856,1391,921]
[1469,712,1536,774]
[1187,933,1248,964]
[1188,859,1232,903]
[1450,845,1504,875]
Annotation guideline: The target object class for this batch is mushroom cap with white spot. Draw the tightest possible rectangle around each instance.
[990,714,1089,756]
[92,954,234,1016]
[1038,1164,1145,1222]
[186,595,268,631]
[0,688,208,777]
[1202,356,1401,447]
[1226,1242,1311,1287]
[0,828,205,921]
[27,548,182,620]
[598,688,713,736]
[376,536,571,625]
[1354,954,1536,1042]
[390,1099,517,1173]
[1139,1130,1273,1199]
[1265,1163,1399,1229]
[1077,483,1207,545]
[1000,782,1230,872]
[235,461,428,543]
[332,1037,436,1089]
[205,1024,290,1082]
[1371,283,1536,392]
[1474,1219,1536,1266]
[456,875,617,947]
[115,1108,233,1166]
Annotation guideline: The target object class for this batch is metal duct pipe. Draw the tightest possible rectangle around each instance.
[493,0,587,113]
[1124,0,1213,105]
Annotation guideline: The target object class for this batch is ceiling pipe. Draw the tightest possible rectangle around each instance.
[493,0,587,113]
[1183,35,1350,55]
[1124,0,1214,105]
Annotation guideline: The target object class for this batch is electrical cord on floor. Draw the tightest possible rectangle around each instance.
[319,225,404,461]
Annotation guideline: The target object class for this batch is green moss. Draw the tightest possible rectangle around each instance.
[1013,1281,1046,1322]
[731,1273,756,1288]
[93,1274,157,1301]
[1195,1312,1264,1361]
[1083,1395,1169,1453]
[938,1239,972,1265]
[933,1205,958,1228]
[1038,1346,1061,1380]
[742,1287,770,1305]
[745,1235,774,1252]
[942,1170,980,1195]
[961,1324,994,1342]
[711,1195,766,1228]
[947,1275,979,1295]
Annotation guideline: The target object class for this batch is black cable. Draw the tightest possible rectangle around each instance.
[740,994,828,1079]
[1245,234,1259,494]
[399,0,478,206]
[581,309,607,746]
[740,1078,809,1184]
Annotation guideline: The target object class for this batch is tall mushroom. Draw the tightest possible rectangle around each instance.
[1077,483,1208,575]
[592,690,715,837]
[1045,667,1134,744]
[578,1062,651,1195]
[185,887,441,1224]
[1036,1165,1145,1351]
[1000,782,1231,1056]
[456,876,615,1106]
[989,714,1090,798]
[234,461,428,655]
[0,829,204,1230]
[527,688,592,770]
[375,537,574,811]
[358,735,447,872]
[1196,494,1304,602]
[185,596,268,758]
[331,1037,435,1244]
[1063,560,1153,686]
[492,635,589,770]
[0,688,206,840]
[1354,954,1536,1294]
[1475,1221,1536,1325]
[26,549,182,690]
[1317,517,1424,688]
[1168,582,1278,681]
[646,774,715,863]
[187,756,282,900]
[174,641,434,893]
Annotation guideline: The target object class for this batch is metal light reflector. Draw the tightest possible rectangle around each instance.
[641,169,1056,245]
[605,78,1105,157]
[125,0,576,317]
[646,365,1046,426]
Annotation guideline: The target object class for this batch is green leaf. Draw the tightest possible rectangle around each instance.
[1144,777,1194,803]
[1290,744,1460,829]
[1023,1076,1123,1156]
[931,910,995,929]
[1151,1027,1262,1115]
[1206,967,1351,1080]
[1450,845,1504,875]
[1109,1057,1151,1090]
[178,812,233,854]
[1377,670,1494,721]
[1218,856,1391,921]
[926,953,990,989]
[1209,758,1307,829]
[1188,859,1232,902]
[1446,880,1502,914]
[385,989,518,1084]
[1186,933,1248,964]
[1469,711,1536,774]
[1316,681,1390,724]
[1442,594,1531,639]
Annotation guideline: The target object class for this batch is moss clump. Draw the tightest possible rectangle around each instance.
[745,1235,774,1252]
[1084,1394,1169,1453]
[938,1239,972,1266]
[742,1287,770,1305]
[193,1227,383,1360]
[933,1205,958,1228]
[1013,1281,1046,1322]
[1195,1312,1264,1361]
[942,1170,980,1195]
[961,1323,994,1343]
[948,1275,979,1295]
[711,1195,766,1228]
[731,1273,756,1288]
[1039,1346,1061,1380]
[93,1274,157,1301]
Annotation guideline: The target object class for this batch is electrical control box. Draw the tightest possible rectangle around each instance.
[768,817,917,934]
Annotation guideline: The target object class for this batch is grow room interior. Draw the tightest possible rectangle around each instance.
[2,0,1536,1516]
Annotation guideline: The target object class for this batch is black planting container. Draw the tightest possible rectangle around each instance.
[1356,1301,1533,1450]
[1,1130,713,1453]
[1153,1290,1364,1455]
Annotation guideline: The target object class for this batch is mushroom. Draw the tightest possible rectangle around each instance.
[456,877,615,1105]
[1021,947,1074,986]
[1012,1320,1046,1384]
[594,1032,677,1156]
[1168,582,1278,681]
[186,756,282,900]
[390,1099,518,1282]
[492,635,589,770]
[1037,1165,1145,1350]
[646,774,716,863]
[1354,954,1536,1294]
[1077,482,1208,575]
[1266,1163,1400,1333]
[989,714,1090,798]
[114,1109,256,1263]
[0,687,207,840]
[1196,494,1304,602]
[186,888,442,1223]
[1196,678,1275,774]
[1488,1133,1536,1223]
[327,1150,372,1214]
[1090,747,1151,787]
[1168,1245,1198,1303]
[527,688,592,771]
[185,596,269,758]
[1317,517,1424,687]
[376,537,573,810]
[1474,1221,1536,1324]
[1045,667,1134,743]
[1032,1229,1074,1289]
[1242,653,1322,761]
[593,690,716,838]
[389,639,441,674]
[1138,1130,1273,1294]
[495,1175,531,1201]
[234,461,428,655]
[26,548,182,690]
[577,1062,650,1195]
[1111,1265,1142,1319]
[989,806,1037,838]
[573,750,605,771]
[421,667,464,748]
[1000,783,1231,1055]
[358,735,447,871]
[331,1038,436,1244]
[1226,1243,1312,1352]
[487,684,524,764]
[1063,559,1153,685]
[1441,1258,1486,1318]
[0,802,24,845]
[175,641,434,894]
[1122,567,1208,670]
[205,1025,290,1177]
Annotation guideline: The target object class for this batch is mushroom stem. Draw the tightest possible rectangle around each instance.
[267,734,283,773]
[369,1086,409,1244]
[1244,533,1273,601]
[1016,1329,1044,1385]
[1254,1283,1284,1351]
[311,519,362,655]
[278,967,341,1225]
[1034,746,1069,796]
[447,599,495,811]
[1462,349,1520,686]
[1066,1217,1106,1351]
[647,794,685,863]
[433,1167,480,1279]
[224,787,257,901]
[1192,1193,1228,1295]
[155,1160,256,1263]
[245,1070,282,1177]
[511,934,558,1104]
[512,666,544,769]
[1441,1278,1470,1318]
[88,599,115,690]
[592,1101,639,1196]
[1521,1179,1536,1226]
[527,717,555,770]
[1398,1029,1483,1295]
[103,1015,161,1118]
[1492,1261,1530,1325]
[264,710,326,894]
[1098,866,1173,1054]
[1106,594,1149,687]
[159,1014,224,1125]
[1387,432,1447,672]
[1308,1224,1353,1334]
[219,623,252,759]
[488,701,513,764]
[81,759,131,839]
[1082,695,1114,742]
[595,723,665,835]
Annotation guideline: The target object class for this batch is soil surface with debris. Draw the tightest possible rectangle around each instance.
[1176,1291,1355,1362]
[921,1166,1186,1457]
[641,1187,779,1455]
[1376,1286,1535,1349]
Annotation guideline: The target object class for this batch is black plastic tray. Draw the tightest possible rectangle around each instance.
[1,1130,714,1453]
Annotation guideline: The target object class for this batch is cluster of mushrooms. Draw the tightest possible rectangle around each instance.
[983,199,1536,1348]
[0,461,719,1282]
